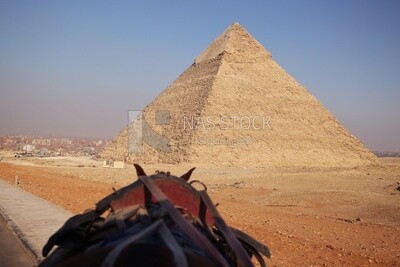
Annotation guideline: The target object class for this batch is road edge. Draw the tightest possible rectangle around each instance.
[0,204,42,264]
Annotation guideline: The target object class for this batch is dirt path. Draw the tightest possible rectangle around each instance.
[0,158,399,266]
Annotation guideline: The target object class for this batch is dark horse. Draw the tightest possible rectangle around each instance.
[39,164,270,267]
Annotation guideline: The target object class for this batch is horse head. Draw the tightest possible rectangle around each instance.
[134,163,196,181]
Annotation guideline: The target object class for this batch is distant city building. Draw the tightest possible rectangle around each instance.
[22,144,35,152]
[2,135,108,157]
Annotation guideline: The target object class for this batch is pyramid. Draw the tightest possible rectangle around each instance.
[102,22,378,168]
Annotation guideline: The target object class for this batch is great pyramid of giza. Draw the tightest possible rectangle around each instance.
[102,22,378,167]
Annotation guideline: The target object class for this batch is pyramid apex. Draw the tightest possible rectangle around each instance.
[225,22,247,33]
[195,22,271,64]
[229,21,244,28]
[230,21,241,26]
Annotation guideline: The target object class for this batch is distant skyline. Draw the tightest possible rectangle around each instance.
[0,1,399,151]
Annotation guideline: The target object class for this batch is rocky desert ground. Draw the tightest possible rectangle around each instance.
[0,153,399,266]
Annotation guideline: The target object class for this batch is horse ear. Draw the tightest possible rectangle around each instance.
[134,164,146,177]
[180,167,196,181]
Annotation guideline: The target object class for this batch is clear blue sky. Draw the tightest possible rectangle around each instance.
[0,1,399,151]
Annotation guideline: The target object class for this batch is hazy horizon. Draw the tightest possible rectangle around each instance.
[1,1,399,151]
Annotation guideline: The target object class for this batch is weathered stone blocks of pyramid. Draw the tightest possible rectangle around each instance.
[102,23,378,168]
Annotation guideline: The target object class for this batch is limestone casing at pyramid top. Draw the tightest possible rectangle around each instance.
[194,22,272,64]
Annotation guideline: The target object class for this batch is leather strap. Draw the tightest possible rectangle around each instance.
[101,219,163,267]
[138,175,230,267]
[199,191,254,267]
[230,227,271,258]
[158,222,189,267]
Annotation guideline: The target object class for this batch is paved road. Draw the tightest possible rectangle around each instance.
[0,179,72,266]
[0,218,37,267]
[0,179,73,261]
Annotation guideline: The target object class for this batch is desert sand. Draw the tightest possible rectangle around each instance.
[0,155,399,266]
